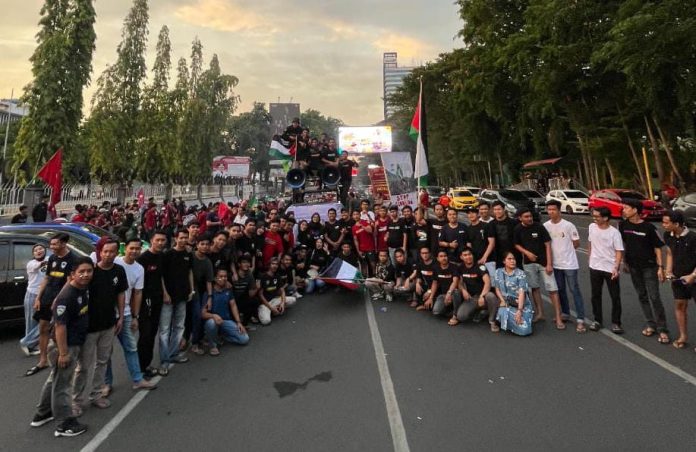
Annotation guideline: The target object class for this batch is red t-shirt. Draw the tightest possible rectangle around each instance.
[352,220,375,253]
[197,211,208,234]
[375,217,389,251]
[72,213,85,223]
[144,209,157,230]
[262,231,284,267]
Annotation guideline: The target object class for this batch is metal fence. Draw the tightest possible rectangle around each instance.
[0,182,255,217]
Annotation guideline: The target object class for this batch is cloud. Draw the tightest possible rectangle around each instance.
[372,33,436,62]
[174,0,267,33]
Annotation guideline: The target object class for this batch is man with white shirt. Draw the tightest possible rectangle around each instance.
[544,200,587,332]
[587,207,624,334]
[111,239,157,390]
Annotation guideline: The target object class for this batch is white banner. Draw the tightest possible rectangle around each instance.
[212,156,250,178]
[380,152,417,208]
[286,202,343,223]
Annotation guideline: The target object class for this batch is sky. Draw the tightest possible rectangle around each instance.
[0,0,463,125]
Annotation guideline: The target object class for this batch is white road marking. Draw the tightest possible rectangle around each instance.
[80,375,163,452]
[541,294,696,387]
[365,292,411,452]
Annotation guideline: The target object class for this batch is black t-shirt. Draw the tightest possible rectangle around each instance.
[429,218,447,252]
[466,222,493,262]
[193,254,214,295]
[324,221,343,244]
[412,221,431,253]
[88,264,128,332]
[338,218,355,243]
[236,234,257,256]
[293,253,310,278]
[338,252,360,268]
[438,223,468,259]
[619,220,664,268]
[309,249,330,270]
[308,147,323,169]
[375,262,395,281]
[297,230,314,248]
[278,265,294,287]
[386,218,406,248]
[513,222,551,266]
[338,159,357,182]
[493,217,520,265]
[208,247,231,271]
[162,248,193,300]
[308,222,324,241]
[459,262,488,296]
[394,261,415,281]
[52,284,89,346]
[434,264,460,296]
[11,213,27,224]
[321,147,338,163]
[417,260,436,287]
[137,250,164,300]
[664,230,696,278]
[232,272,256,302]
[402,218,415,250]
[260,273,281,300]
[41,251,76,306]
[32,202,48,222]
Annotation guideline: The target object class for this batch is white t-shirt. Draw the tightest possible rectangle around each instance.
[588,223,624,273]
[115,256,145,317]
[233,214,248,225]
[26,259,47,294]
[544,219,580,270]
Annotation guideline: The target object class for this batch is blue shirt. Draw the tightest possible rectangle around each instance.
[494,267,531,307]
[209,288,234,321]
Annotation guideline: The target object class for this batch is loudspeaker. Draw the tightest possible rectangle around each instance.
[321,167,340,188]
[286,169,306,189]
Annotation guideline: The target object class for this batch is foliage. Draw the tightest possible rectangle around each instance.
[300,109,344,139]
[228,102,272,181]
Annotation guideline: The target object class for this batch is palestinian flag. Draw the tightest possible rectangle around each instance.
[409,80,429,187]
[269,138,296,161]
[319,258,362,290]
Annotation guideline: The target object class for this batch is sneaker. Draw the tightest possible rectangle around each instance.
[20,344,31,357]
[29,348,40,356]
[143,367,158,380]
[588,321,602,332]
[132,379,158,391]
[371,292,383,300]
[295,292,303,299]
[91,397,111,409]
[172,354,189,364]
[385,293,393,302]
[54,418,87,438]
[30,412,53,427]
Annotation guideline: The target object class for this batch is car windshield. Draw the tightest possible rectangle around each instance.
[499,190,529,201]
[520,190,542,198]
[618,191,645,201]
[564,191,588,199]
[452,190,473,197]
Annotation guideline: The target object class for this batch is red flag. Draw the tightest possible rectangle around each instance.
[218,202,230,224]
[37,149,63,211]
[289,142,297,157]
[137,188,145,208]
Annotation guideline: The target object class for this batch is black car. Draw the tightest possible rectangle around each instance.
[0,231,92,329]
[479,189,541,222]
[672,192,696,227]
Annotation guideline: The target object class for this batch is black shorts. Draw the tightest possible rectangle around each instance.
[33,303,53,322]
[671,281,696,301]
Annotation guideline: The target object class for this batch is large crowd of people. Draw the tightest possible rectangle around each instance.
[14,179,696,438]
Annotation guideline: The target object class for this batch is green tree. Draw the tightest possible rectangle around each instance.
[300,109,344,138]
[228,102,272,181]
[13,0,96,183]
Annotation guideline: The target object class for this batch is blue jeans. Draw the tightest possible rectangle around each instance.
[204,319,249,346]
[106,314,144,385]
[305,278,326,294]
[190,293,206,345]
[159,301,187,364]
[554,268,586,322]
[19,291,39,349]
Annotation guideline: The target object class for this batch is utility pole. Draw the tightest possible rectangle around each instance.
[1,88,14,186]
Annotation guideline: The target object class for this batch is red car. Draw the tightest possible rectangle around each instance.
[588,189,666,220]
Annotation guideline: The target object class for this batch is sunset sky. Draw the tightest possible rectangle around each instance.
[0,0,462,125]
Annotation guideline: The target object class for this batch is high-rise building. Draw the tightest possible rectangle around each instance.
[383,52,414,120]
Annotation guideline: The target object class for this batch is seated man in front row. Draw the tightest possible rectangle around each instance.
[202,268,249,356]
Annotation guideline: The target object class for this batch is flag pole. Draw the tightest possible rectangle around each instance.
[417,77,423,209]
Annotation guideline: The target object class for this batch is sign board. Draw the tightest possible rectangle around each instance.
[368,167,391,204]
[212,156,250,178]
[338,126,392,154]
[286,202,343,223]
[381,152,418,208]
[269,103,301,136]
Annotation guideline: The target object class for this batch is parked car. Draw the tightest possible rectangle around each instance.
[546,190,590,214]
[447,189,479,211]
[517,189,547,213]
[588,189,666,220]
[0,230,92,328]
[671,192,696,227]
[424,186,445,207]
[456,186,483,199]
[479,189,540,221]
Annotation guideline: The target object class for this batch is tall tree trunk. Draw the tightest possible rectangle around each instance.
[605,158,616,186]
[652,113,685,189]
[644,115,665,184]
[616,105,648,194]
[578,134,594,190]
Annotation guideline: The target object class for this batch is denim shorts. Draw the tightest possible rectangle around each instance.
[523,263,558,292]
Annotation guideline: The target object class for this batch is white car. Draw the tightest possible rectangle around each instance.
[546,189,590,214]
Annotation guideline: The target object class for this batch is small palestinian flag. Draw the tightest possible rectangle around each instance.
[269,138,296,161]
[319,258,362,291]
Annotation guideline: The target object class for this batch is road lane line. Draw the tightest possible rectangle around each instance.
[80,375,163,452]
[541,295,696,386]
[365,292,411,452]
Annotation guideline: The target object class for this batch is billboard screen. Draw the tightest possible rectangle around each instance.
[212,156,250,178]
[338,126,392,154]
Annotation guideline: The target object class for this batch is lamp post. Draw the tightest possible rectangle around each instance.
[1,88,14,186]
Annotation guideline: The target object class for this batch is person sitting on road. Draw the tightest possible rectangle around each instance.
[414,247,436,310]
[365,250,396,302]
[427,250,462,318]
[451,248,498,329]
[258,257,296,325]
[392,248,416,302]
[202,268,249,356]
[494,251,534,336]
[306,238,330,294]
[279,253,301,299]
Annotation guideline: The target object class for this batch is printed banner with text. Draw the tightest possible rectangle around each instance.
[380,152,418,208]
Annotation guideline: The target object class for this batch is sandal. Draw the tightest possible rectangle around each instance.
[25,364,49,377]
[209,347,220,356]
[556,322,566,330]
[415,305,427,311]
[673,340,688,349]
[409,301,418,308]
[447,317,460,326]
[641,327,656,337]
[657,333,670,344]
[576,323,587,333]
[490,322,500,333]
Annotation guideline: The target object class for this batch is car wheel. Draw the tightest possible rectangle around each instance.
[566,205,574,214]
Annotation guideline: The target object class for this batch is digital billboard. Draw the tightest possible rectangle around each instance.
[338,126,392,154]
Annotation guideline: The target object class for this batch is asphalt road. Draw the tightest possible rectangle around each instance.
[1,213,696,451]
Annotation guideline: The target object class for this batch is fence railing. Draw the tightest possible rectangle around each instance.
[0,182,258,217]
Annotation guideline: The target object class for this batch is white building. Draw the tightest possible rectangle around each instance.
[0,99,28,125]
[383,52,415,120]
